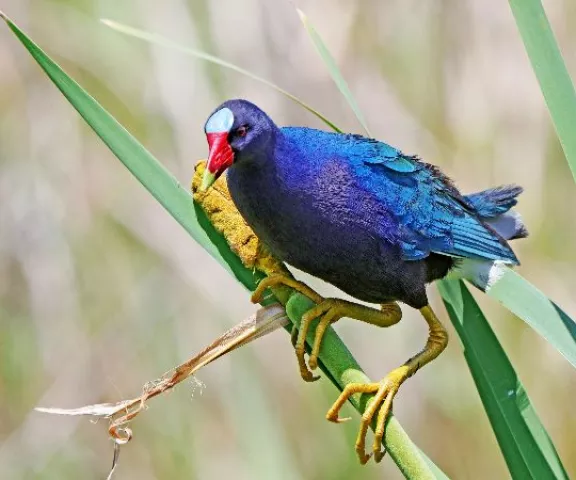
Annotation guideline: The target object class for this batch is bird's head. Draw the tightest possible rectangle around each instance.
[200,99,277,191]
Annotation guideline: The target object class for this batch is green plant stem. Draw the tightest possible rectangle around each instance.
[508,0,576,181]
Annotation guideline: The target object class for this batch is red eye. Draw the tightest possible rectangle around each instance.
[237,125,248,137]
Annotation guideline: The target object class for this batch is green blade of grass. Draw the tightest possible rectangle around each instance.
[508,0,576,182]
[100,19,342,134]
[486,269,576,369]
[297,8,570,478]
[0,13,256,292]
[438,279,568,480]
[296,8,576,370]
[1,12,447,479]
[296,9,371,136]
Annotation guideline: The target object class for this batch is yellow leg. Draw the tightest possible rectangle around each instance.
[252,274,402,382]
[326,305,448,464]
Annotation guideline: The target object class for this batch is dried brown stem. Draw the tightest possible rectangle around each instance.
[36,304,289,442]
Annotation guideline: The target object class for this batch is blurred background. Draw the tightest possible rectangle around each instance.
[1,0,576,478]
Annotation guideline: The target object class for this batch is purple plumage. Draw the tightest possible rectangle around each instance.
[202,99,527,309]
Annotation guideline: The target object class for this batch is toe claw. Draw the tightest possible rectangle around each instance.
[329,416,351,424]
[357,450,372,465]
[302,371,320,382]
[300,364,320,382]
[325,412,338,423]
[373,445,387,463]
[297,351,320,382]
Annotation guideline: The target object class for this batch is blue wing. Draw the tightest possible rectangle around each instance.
[348,138,520,264]
[280,128,519,265]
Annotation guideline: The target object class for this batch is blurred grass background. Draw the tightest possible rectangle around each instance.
[1,1,576,478]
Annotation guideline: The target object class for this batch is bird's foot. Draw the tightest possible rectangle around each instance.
[296,300,402,382]
[255,275,402,384]
[254,277,403,384]
[326,365,411,464]
[325,306,448,464]
[294,298,354,378]
[251,274,326,382]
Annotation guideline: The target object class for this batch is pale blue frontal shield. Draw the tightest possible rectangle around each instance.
[205,107,234,133]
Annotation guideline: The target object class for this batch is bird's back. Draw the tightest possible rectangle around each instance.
[280,127,521,265]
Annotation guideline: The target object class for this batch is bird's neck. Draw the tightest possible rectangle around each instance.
[226,130,288,233]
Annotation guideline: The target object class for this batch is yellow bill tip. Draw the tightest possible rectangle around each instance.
[200,170,216,192]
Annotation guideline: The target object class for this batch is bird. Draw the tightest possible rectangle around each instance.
[198,98,527,463]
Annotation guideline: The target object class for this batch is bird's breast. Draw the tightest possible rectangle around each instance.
[226,160,419,302]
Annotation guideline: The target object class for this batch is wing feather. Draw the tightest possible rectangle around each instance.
[355,144,519,264]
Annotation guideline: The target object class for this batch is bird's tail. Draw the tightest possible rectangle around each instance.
[465,185,528,240]
[450,185,528,292]
[447,258,508,293]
